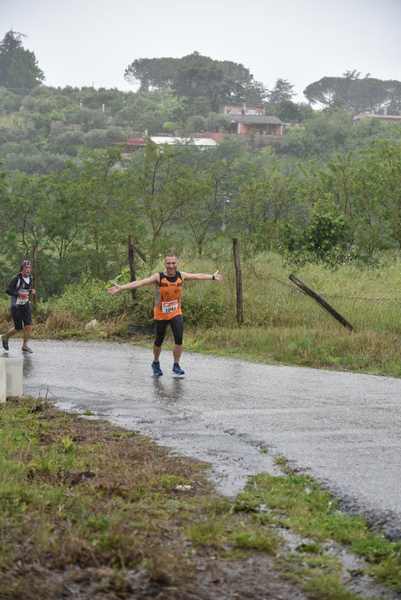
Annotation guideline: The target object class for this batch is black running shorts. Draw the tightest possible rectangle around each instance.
[154,315,183,346]
[11,303,32,330]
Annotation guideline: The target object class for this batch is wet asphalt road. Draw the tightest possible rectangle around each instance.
[18,339,401,534]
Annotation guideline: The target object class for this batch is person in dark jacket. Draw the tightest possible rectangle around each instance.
[1,260,36,353]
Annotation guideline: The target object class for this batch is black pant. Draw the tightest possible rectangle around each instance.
[154,315,183,347]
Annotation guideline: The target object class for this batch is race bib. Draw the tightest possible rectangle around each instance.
[16,297,29,306]
[161,300,179,314]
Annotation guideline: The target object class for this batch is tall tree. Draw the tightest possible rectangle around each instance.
[0,172,49,291]
[267,78,295,104]
[0,30,44,92]
[124,57,179,91]
[303,73,401,113]
[265,79,305,122]
[124,52,263,112]
[128,141,189,261]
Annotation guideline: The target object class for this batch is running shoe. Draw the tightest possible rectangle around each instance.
[152,361,163,377]
[1,336,9,351]
[22,346,33,354]
[172,363,185,377]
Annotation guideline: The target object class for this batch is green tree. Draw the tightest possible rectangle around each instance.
[71,149,134,278]
[0,87,22,112]
[349,142,401,254]
[179,161,232,257]
[124,53,263,112]
[113,90,184,133]
[278,110,352,158]
[232,160,296,251]
[124,57,179,91]
[185,115,207,133]
[0,31,44,92]
[280,201,351,266]
[206,112,231,132]
[303,73,401,113]
[265,79,309,123]
[267,78,295,104]
[128,142,189,261]
[0,172,49,290]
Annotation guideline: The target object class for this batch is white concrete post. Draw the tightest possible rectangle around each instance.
[0,359,6,403]
[2,357,23,398]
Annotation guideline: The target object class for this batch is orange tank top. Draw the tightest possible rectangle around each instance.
[154,271,183,320]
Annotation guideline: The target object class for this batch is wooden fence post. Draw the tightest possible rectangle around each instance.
[31,244,38,306]
[232,238,244,325]
[128,235,137,301]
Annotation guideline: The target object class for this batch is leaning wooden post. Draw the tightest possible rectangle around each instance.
[128,235,137,301]
[232,238,244,325]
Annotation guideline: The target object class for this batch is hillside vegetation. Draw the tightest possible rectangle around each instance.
[2,31,401,377]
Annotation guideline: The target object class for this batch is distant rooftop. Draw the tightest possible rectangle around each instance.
[227,115,283,125]
[353,113,401,122]
[150,136,217,146]
[126,136,218,147]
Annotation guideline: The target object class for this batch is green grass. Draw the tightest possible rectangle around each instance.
[185,325,401,377]
[235,472,401,593]
[4,251,401,377]
[277,552,367,600]
[181,252,401,335]
[178,251,401,376]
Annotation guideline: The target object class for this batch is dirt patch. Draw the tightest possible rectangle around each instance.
[4,557,307,600]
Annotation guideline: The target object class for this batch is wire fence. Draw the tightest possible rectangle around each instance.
[266,274,400,304]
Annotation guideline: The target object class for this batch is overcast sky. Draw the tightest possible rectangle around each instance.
[1,0,401,100]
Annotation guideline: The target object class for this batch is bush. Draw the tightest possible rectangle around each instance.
[84,129,110,148]
[50,279,131,321]
[183,282,227,326]
[206,112,230,132]
[45,311,79,332]
[5,152,68,174]
[0,298,10,325]
[0,125,27,143]
[105,126,127,143]
[185,115,207,133]
[0,87,22,113]
[66,107,108,131]
[0,141,21,156]
[50,129,85,146]
[280,202,352,267]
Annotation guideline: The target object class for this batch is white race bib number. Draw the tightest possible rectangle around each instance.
[16,297,29,306]
[161,300,179,314]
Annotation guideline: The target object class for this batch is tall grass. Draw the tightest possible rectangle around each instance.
[180,252,401,376]
[181,252,401,335]
[4,252,401,375]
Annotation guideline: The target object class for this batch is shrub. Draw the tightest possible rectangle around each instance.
[280,202,352,267]
[84,129,110,148]
[45,311,79,332]
[50,279,130,321]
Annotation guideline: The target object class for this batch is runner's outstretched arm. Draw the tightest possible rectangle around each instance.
[107,273,159,295]
[182,270,223,282]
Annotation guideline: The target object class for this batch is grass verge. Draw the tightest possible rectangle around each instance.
[234,459,401,595]
[1,398,399,600]
[184,325,401,377]
[0,397,289,600]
